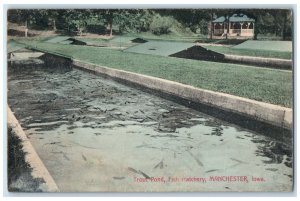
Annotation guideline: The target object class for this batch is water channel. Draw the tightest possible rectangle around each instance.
[7,51,293,192]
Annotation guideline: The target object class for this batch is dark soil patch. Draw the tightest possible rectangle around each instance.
[131,38,148,43]
[214,39,247,45]
[67,38,87,45]
[170,45,291,69]
[170,45,225,62]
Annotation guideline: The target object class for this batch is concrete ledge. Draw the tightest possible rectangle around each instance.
[7,106,59,192]
[224,54,292,69]
[72,59,292,130]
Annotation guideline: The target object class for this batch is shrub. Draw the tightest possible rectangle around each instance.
[190,19,208,35]
[149,15,174,35]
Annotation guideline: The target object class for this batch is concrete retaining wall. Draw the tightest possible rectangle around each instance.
[7,106,59,192]
[72,59,292,130]
[224,54,292,69]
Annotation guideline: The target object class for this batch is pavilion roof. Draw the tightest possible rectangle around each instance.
[213,14,255,23]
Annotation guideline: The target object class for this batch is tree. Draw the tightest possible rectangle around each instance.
[210,9,214,39]
[269,9,292,40]
[241,9,271,40]
[95,9,152,36]
[11,9,32,37]
[227,9,292,40]
[7,9,292,40]
[8,9,49,37]
[149,14,174,35]
[157,9,211,35]
[47,9,61,31]
[106,10,114,36]
[62,9,93,36]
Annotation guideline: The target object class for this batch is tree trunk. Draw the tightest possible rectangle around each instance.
[25,19,28,37]
[210,10,213,39]
[253,23,257,40]
[282,11,287,40]
[53,19,57,31]
[226,16,229,39]
[108,11,113,37]
[109,19,113,37]
[77,26,82,36]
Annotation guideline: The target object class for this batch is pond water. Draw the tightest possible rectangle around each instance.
[7,55,293,192]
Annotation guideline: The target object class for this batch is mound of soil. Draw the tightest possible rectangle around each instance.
[214,39,247,45]
[67,38,87,45]
[131,38,148,43]
[170,45,225,61]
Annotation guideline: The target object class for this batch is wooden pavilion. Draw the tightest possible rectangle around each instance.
[211,14,255,39]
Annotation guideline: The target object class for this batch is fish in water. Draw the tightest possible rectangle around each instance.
[63,154,70,161]
[128,167,139,174]
[187,150,203,167]
[139,170,151,179]
[128,167,151,179]
[230,158,247,164]
[113,176,125,180]
[154,160,164,169]
[205,169,219,173]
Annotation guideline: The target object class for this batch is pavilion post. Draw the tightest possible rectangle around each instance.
[253,22,255,39]
[240,22,243,37]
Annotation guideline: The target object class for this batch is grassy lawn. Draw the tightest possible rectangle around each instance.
[124,32,204,43]
[203,45,292,60]
[16,39,292,107]
[124,41,195,56]
[7,40,26,53]
[15,35,292,59]
[77,36,292,59]
[74,37,134,47]
[232,40,292,52]
[76,35,202,46]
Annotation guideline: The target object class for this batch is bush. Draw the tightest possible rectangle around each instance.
[149,15,174,35]
[190,19,208,35]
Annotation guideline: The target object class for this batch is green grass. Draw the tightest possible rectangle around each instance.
[45,36,72,43]
[203,45,292,60]
[74,37,134,48]
[7,40,26,53]
[73,35,293,60]
[233,40,292,52]
[109,36,139,43]
[124,41,194,56]
[124,32,204,43]
[9,36,55,42]
[76,36,292,59]
[16,39,292,107]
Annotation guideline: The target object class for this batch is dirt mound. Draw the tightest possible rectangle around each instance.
[67,38,87,45]
[170,46,225,61]
[131,38,148,43]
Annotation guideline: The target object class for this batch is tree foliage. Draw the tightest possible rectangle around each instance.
[7,9,293,40]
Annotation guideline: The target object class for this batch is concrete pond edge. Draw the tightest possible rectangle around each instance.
[72,59,292,131]
[7,106,60,192]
